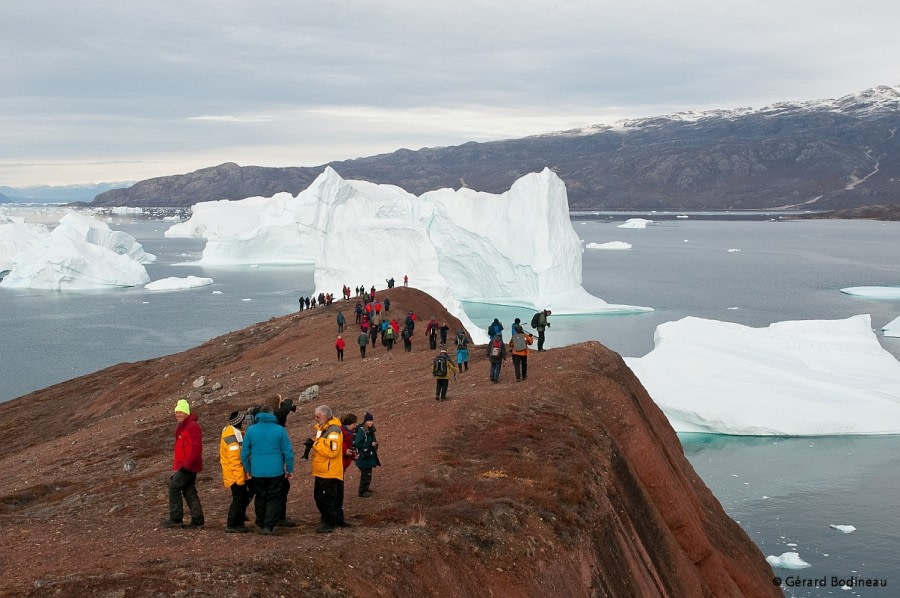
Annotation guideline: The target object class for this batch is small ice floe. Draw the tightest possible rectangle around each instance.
[683,239,689,242]
[766,552,811,569]
[727,248,741,253]
[242,298,252,301]
[585,241,632,250]
[677,215,689,219]
[830,524,856,533]
[617,218,652,229]
[727,307,740,310]
[145,276,214,291]
[211,290,223,295]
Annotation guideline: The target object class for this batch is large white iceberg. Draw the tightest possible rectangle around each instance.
[0,212,153,290]
[167,167,652,341]
[625,315,900,435]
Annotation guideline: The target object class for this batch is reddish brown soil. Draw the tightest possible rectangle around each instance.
[0,287,780,597]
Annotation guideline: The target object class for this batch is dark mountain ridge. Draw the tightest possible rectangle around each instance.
[93,85,900,211]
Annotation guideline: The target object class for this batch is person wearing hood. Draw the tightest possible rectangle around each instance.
[240,406,295,535]
[487,318,504,341]
[160,398,205,530]
[219,410,250,533]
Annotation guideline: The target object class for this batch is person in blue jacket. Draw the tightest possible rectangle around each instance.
[240,406,294,535]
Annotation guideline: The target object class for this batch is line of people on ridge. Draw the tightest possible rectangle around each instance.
[298,275,409,312]
[161,395,381,536]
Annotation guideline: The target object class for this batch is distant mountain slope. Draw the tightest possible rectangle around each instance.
[93,85,900,210]
[1,182,132,203]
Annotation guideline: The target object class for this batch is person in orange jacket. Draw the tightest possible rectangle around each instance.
[508,322,535,382]
[307,405,343,533]
[219,410,250,533]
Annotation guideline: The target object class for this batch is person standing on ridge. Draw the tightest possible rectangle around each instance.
[240,405,295,536]
[536,309,551,351]
[336,310,345,334]
[426,316,440,350]
[161,398,205,529]
[357,329,369,358]
[403,274,408,287]
[353,412,380,497]
[455,328,471,371]
[219,410,250,533]
[308,405,344,533]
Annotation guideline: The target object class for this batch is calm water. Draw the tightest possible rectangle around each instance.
[2,215,899,594]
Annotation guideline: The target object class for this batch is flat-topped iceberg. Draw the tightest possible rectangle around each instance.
[0,212,153,290]
[841,286,900,299]
[167,167,652,340]
[625,315,900,436]
[145,276,214,291]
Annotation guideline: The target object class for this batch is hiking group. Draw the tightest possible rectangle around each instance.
[161,395,382,536]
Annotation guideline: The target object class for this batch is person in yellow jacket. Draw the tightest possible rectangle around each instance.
[509,323,535,382]
[309,405,343,533]
[219,410,250,533]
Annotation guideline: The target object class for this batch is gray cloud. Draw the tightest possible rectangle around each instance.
[2,0,897,185]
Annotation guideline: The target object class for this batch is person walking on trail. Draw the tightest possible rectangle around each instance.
[439,322,449,347]
[357,330,369,358]
[455,328,471,371]
[487,318,504,341]
[308,405,344,533]
[402,325,413,352]
[426,316,440,350]
[486,334,508,383]
[220,410,250,533]
[508,323,534,382]
[336,310,345,334]
[535,309,551,351]
[432,348,459,400]
[354,412,380,497]
[335,335,345,361]
[161,398,205,530]
[240,405,294,536]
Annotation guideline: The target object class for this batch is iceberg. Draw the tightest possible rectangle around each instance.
[145,276,214,291]
[884,316,900,338]
[167,167,652,341]
[585,241,632,250]
[0,212,153,290]
[766,552,811,570]
[617,218,652,229]
[624,315,900,435]
[841,286,900,299]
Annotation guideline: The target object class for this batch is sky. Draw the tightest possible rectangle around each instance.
[2,1,898,187]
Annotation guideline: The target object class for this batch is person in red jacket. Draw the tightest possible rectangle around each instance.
[335,335,346,361]
[161,398,205,529]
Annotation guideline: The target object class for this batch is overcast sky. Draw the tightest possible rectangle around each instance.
[2,1,897,187]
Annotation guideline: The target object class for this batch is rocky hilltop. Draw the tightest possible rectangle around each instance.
[92,85,900,212]
[0,288,779,597]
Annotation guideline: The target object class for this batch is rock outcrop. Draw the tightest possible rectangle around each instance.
[0,288,779,596]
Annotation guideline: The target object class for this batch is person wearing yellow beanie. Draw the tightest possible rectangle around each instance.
[160,398,204,529]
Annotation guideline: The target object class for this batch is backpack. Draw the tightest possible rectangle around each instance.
[432,356,448,377]
[385,327,395,340]
[512,333,527,351]
[530,312,541,328]
[402,327,411,339]
[455,332,467,347]
[490,340,502,357]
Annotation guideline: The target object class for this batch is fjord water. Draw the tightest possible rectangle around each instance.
[2,216,899,594]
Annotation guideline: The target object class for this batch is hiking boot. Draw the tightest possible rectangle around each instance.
[225,526,250,534]
[359,491,373,498]
[316,524,335,533]
[276,519,298,528]
[159,519,183,529]
[258,527,276,536]
[184,521,204,530]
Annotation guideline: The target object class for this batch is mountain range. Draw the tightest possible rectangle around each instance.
[89,84,899,211]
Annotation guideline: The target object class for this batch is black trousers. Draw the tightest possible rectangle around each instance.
[168,469,204,525]
[279,476,291,521]
[512,354,528,380]
[336,480,345,524]
[358,467,373,495]
[252,476,284,531]
[538,329,546,351]
[226,483,250,528]
[435,378,449,399]
[314,477,341,528]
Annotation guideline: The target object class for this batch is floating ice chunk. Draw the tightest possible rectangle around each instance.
[617,218,652,228]
[727,248,741,252]
[625,315,900,435]
[766,552,811,569]
[884,316,900,338]
[829,524,856,533]
[145,276,214,291]
[586,241,632,250]
[840,286,900,299]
